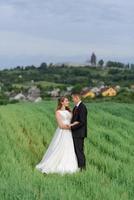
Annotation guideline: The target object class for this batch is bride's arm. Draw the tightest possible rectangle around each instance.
[55,111,69,129]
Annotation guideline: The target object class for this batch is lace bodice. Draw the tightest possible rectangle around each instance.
[59,110,72,125]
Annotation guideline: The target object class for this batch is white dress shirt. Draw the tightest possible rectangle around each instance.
[76,101,82,107]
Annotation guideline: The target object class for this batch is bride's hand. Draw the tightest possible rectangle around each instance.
[64,124,71,129]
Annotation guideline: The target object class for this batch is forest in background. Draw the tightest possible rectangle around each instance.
[0,60,134,105]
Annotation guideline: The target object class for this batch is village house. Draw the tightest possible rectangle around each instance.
[130,85,134,91]
[14,93,26,101]
[50,88,60,98]
[27,86,41,102]
[81,85,118,99]
[101,87,117,97]
[81,88,96,98]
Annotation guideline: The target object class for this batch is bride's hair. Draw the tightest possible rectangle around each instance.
[56,96,71,112]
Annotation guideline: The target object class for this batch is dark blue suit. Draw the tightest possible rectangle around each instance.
[71,102,88,169]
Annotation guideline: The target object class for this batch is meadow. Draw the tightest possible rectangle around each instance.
[0,101,134,200]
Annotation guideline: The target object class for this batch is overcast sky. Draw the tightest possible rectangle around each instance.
[0,0,133,68]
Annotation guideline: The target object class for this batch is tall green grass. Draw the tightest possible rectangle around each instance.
[0,101,134,200]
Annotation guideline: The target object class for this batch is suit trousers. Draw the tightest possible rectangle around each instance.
[73,137,86,168]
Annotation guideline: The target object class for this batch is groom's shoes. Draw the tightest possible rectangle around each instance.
[80,166,86,172]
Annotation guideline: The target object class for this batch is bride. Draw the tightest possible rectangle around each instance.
[35,96,79,174]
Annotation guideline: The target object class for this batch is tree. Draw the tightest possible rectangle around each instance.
[106,61,124,68]
[131,64,134,69]
[98,59,104,67]
[48,63,53,67]
[39,62,47,70]
[90,52,97,66]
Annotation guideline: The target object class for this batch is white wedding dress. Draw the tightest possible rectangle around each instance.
[36,110,79,174]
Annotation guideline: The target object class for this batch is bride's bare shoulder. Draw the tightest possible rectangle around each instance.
[55,110,61,115]
[55,110,62,120]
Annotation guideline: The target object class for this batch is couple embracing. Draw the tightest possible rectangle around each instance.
[36,92,88,174]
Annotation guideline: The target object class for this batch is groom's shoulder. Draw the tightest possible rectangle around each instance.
[79,102,87,110]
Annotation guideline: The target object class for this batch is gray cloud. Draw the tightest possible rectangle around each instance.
[0,0,133,67]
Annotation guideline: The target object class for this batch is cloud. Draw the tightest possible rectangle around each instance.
[0,30,90,56]
[0,0,133,67]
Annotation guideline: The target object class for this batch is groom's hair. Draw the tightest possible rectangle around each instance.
[71,91,81,97]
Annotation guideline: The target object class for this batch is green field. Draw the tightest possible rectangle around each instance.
[0,101,134,200]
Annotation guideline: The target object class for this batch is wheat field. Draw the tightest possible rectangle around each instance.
[0,101,134,200]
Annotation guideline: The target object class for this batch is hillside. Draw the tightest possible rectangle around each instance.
[0,101,134,200]
[1,65,134,89]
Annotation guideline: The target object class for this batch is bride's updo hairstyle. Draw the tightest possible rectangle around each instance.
[56,96,71,112]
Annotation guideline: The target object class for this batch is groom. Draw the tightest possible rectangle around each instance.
[70,91,88,171]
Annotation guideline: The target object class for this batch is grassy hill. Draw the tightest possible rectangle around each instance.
[0,101,134,200]
[13,80,65,89]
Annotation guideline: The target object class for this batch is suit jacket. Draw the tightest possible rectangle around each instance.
[71,102,88,138]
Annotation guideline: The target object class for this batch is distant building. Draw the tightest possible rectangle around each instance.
[50,88,60,98]
[102,87,117,97]
[13,93,26,101]
[34,97,42,103]
[90,52,97,66]
[27,86,41,101]
[81,88,96,98]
